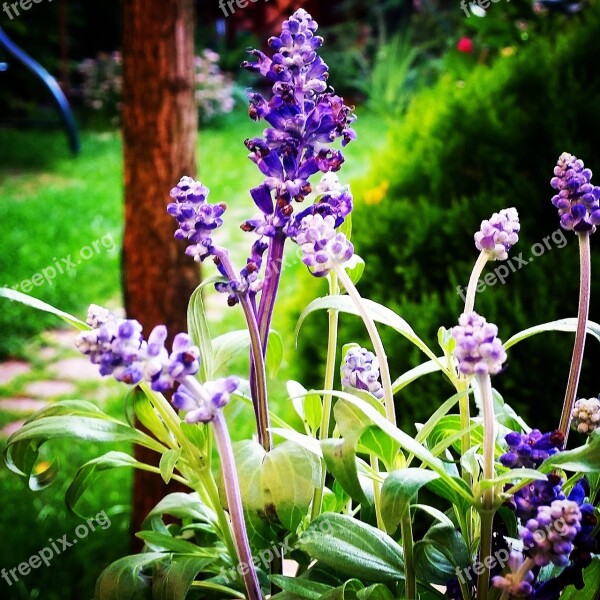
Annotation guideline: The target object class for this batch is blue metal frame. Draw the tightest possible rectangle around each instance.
[0,26,80,155]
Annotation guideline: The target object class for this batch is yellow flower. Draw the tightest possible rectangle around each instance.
[364,181,389,205]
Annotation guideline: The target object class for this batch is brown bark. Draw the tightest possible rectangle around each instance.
[122,0,199,545]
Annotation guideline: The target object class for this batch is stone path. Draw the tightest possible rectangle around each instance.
[0,328,106,438]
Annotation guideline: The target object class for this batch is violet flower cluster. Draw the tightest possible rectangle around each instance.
[452,312,507,376]
[474,207,520,261]
[341,346,384,399]
[550,152,600,232]
[499,429,565,470]
[76,304,235,424]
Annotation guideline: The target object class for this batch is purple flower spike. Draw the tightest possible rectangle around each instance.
[474,207,520,260]
[499,429,565,469]
[242,8,356,232]
[521,499,582,567]
[167,176,227,261]
[293,213,353,276]
[341,347,384,399]
[75,305,200,393]
[451,312,507,376]
[551,153,600,232]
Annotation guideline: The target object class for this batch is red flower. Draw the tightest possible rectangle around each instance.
[457,37,474,54]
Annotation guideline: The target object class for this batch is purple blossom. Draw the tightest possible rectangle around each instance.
[521,499,582,567]
[173,376,239,424]
[511,475,566,521]
[75,305,200,393]
[451,312,507,376]
[341,347,384,399]
[474,207,520,260]
[550,152,600,232]
[499,429,565,469]
[292,213,353,276]
[167,176,227,261]
[240,8,356,246]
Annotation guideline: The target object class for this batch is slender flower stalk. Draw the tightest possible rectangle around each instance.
[334,266,395,424]
[400,511,416,600]
[559,232,591,442]
[212,410,263,600]
[464,250,490,315]
[476,372,496,600]
[310,272,339,520]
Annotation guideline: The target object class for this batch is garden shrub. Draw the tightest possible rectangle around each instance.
[296,7,600,435]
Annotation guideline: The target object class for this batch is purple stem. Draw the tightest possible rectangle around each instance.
[212,247,270,451]
[213,412,263,600]
[558,231,591,443]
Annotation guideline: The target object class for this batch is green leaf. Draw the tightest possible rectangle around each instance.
[66,451,159,516]
[271,428,323,457]
[0,287,89,330]
[212,330,251,375]
[131,387,174,448]
[322,437,370,506]
[357,584,395,600]
[414,392,465,446]
[320,579,365,599]
[135,531,219,557]
[413,524,469,585]
[4,415,166,479]
[262,441,321,531]
[380,469,440,533]
[152,555,212,600]
[560,557,600,599]
[144,492,216,527]
[478,468,547,491]
[321,391,473,504]
[391,359,442,394]
[297,513,404,583]
[412,504,454,528]
[338,212,352,241]
[270,575,333,599]
[504,318,600,349]
[304,393,323,436]
[342,255,365,287]
[188,276,225,381]
[94,553,164,600]
[159,448,182,484]
[266,329,285,378]
[541,430,600,472]
[296,295,443,368]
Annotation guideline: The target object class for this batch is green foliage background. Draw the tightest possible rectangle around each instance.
[296,6,600,437]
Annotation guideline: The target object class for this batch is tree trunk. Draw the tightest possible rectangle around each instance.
[122,0,199,545]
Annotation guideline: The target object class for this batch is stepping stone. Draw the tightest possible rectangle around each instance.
[50,357,102,381]
[0,361,31,386]
[42,329,79,349]
[0,419,25,438]
[24,380,76,398]
[38,346,59,361]
[0,398,49,413]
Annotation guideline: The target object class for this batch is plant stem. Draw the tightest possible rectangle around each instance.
[464,251,490,315]
[454,377,473,545]
[371,454,384,530]
[559,232,591,444]
[213,247,270,451]
[212,412,263,600]
[400,510,416,600]
[476,373,496,600]
[334,266,396,425]
[310,272,339,521]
